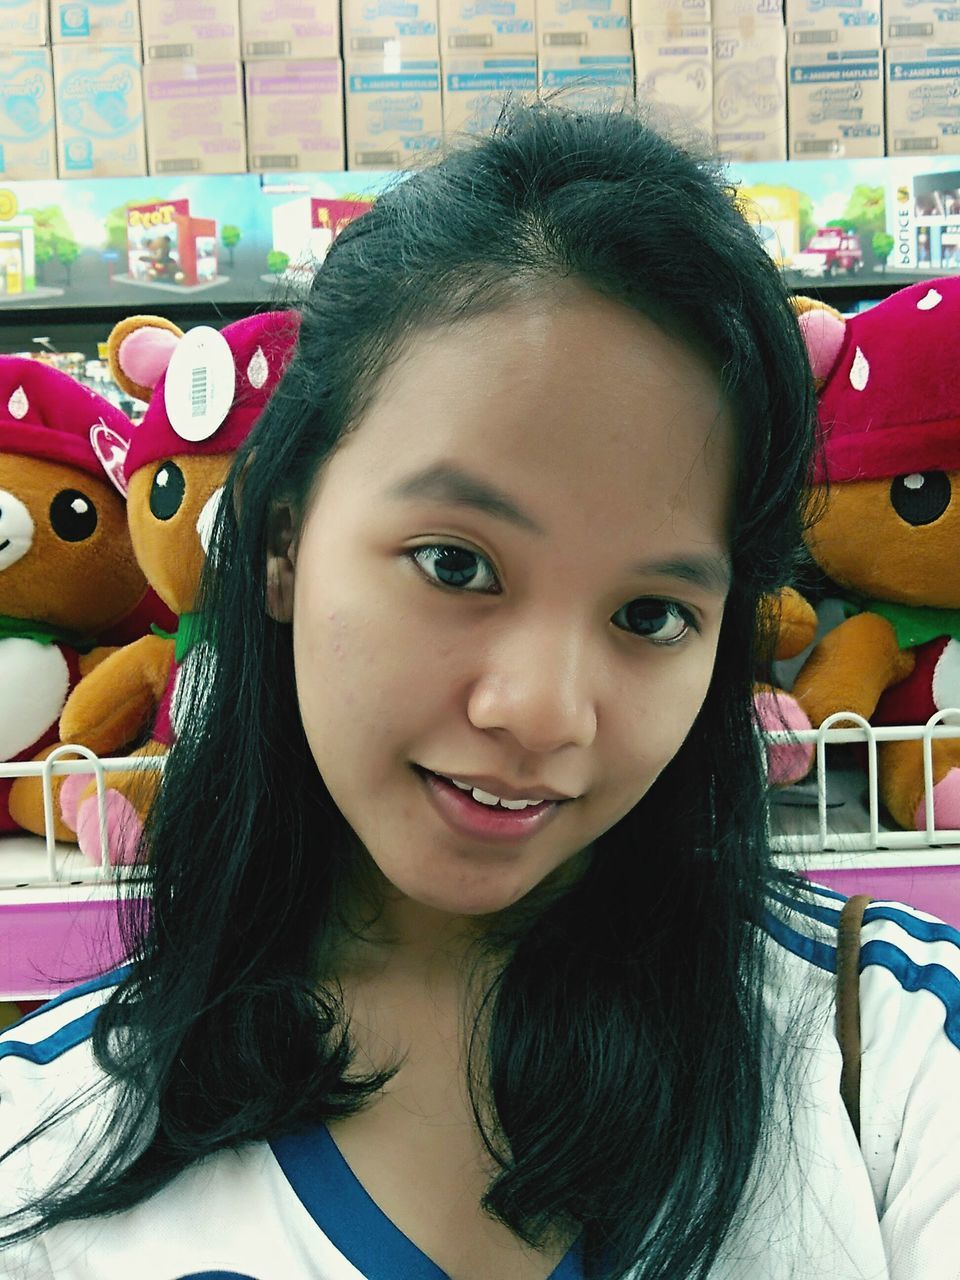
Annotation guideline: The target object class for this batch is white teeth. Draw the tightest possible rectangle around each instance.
[443,775,540,809]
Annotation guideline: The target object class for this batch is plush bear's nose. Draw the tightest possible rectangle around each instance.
[0,488,35,572]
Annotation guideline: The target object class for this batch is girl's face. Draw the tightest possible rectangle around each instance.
[274,287,735,926]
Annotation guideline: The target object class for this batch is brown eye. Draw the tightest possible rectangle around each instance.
[49,490,97,543]
[890,472,950,527]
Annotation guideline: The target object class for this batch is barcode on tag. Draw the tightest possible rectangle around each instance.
[794,29,836,44]
[191,366,208,418]
[351,36,389,51]
[451,33,492,46]
[158,159,201,172]
[545,31,586,45]
[149,43,192,57]
[896,137,938,152]
[794,138,840,154]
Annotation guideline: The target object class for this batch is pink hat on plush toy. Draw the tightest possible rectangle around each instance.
[114,310,300,485]
[798,277,960,485]
[0,356,133,491]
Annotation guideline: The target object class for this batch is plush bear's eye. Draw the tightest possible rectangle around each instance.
[890,472,951,526]
[49,489,98,543]
[150,461,186,521]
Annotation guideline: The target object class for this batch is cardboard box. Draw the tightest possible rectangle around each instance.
[441,53,536,135]
[633,24,712,132]
[536,0,632,53]
[438,0,535,54]
[0,0,47,46]
[885,45,960,155]
[785,0,879,48]
[245,59,344,171]
[713,24,787,160]
[140,0,241,62]
[787,46,883,157]
[341,0,439,57]
[537,51,634,106]
[345,56,442,168]
[712,0,782,23]
[143,60,247,173]
[631,0,710,22]
[52,0,140,42]
[240,0,341,58]
[0,47,55,178]
[884,2,960,45]
[53,43,145,177]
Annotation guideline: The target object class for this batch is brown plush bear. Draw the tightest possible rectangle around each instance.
[792,278,960,830]
[58,311,300,865]
[0,358,147,843]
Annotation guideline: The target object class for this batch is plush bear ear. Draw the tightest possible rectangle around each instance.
[107,315,184,403]
[790,296,847,389]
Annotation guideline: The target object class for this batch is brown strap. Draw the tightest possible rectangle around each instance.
[835,894,873,1142]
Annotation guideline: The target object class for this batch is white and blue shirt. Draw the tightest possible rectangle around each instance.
[0,882,958,1279]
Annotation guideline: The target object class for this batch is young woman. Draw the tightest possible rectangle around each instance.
[0,103,957,1280]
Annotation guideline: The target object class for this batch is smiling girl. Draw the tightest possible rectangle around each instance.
[0,103,958,1280]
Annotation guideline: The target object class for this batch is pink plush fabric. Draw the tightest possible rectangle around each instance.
[810,277,960,485]
[797,308,846,383]
[124,310,301,483]
[117,325,181,394]
[0,356,134,481]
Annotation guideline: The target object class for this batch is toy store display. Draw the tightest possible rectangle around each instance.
[0,354,148,842]
[792,276,960,832]
[57,309,299,866]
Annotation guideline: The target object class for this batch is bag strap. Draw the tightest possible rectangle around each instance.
[835,893,873,1142]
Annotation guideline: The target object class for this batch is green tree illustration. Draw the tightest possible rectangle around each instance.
[267,249,289,279]
[221,224,241,268]
[53,235,80,287]
[872,231,895,272]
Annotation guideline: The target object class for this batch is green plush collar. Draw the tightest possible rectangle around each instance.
[151,612,206,664]
[0,614,95,651]
[844,599,960,649]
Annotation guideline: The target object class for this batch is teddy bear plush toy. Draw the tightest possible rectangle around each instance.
[58,310,300,865]
[0,357,148,843]
[792,276,960,831]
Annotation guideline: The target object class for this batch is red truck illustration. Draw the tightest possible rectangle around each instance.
[792,228,863,279]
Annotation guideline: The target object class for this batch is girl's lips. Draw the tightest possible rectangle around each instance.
[414,766,565,845]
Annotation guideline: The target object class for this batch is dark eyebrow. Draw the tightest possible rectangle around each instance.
[385,463,732,595]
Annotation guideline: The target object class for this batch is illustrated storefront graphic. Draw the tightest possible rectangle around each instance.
[118,199,223,291]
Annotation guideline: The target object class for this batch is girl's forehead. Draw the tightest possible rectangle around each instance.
[310,295,735,556]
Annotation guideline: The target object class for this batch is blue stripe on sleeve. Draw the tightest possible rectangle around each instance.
[803,882,849,904]
[860,939,960,1050]
[769,890,960,949]
[762,909,837,973]
[3,965,130,1034]
[0,1008,99,1065]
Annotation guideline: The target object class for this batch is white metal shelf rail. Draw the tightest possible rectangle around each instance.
[766,709,960,856]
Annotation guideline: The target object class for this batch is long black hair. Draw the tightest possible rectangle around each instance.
[0,101,822,1279]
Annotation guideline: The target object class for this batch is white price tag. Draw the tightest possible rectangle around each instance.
[164,326,236,443]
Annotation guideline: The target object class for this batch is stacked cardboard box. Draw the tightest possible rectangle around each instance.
[785,0,883,158]
[52,1,144,178]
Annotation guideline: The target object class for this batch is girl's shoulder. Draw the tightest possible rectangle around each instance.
[0,968,129,1209]
[762,878,960,1046]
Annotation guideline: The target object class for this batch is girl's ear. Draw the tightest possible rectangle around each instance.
[265,499,297,623]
